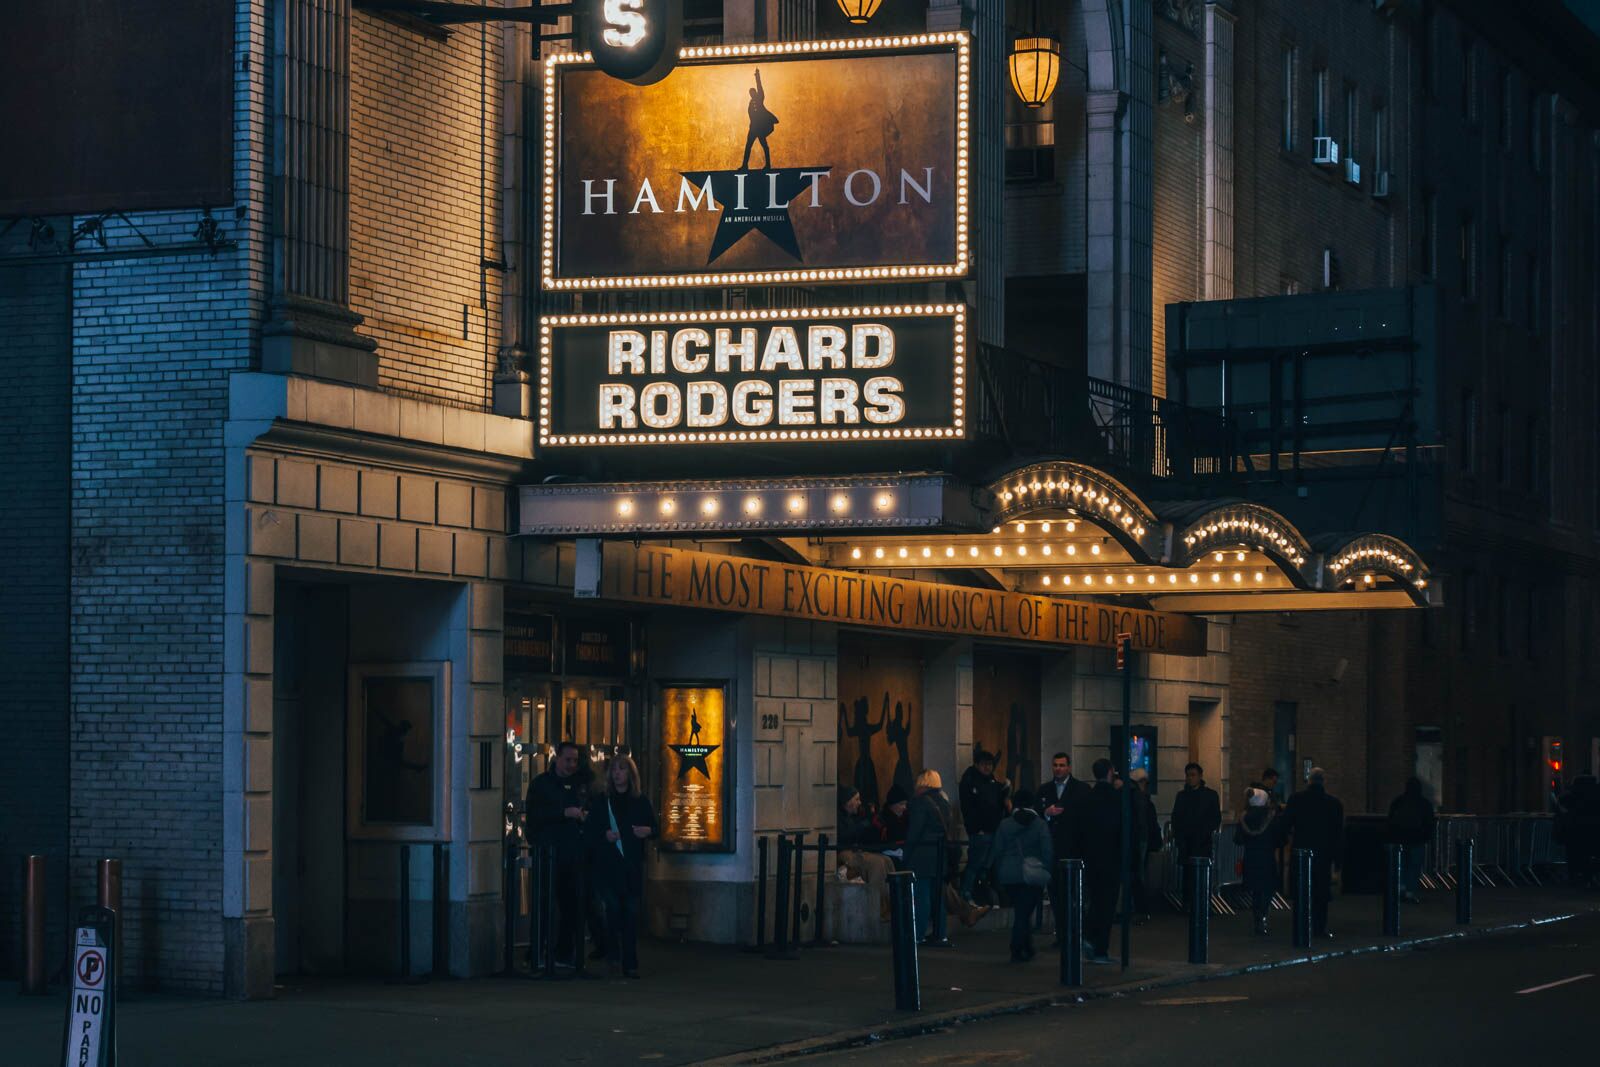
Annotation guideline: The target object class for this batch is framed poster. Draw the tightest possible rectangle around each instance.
[348,662,451,841]
[656,680,734,852]
[1110,724,1159,795]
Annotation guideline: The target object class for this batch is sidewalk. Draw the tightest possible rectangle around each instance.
[3,886,1596,1066]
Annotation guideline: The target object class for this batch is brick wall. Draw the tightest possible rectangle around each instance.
[0,261,72,978]
[350,13,503,408]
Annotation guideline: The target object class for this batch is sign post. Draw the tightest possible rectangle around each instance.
[1117,632,1133,972]
[61,905,116,1067]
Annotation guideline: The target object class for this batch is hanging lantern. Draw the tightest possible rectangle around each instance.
[836,0,882,24]
[1008,36,1061,109]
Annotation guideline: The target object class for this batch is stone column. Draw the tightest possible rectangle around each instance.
[263,0,379,385]
[1203,2,1236,302]
[922,638,974,792]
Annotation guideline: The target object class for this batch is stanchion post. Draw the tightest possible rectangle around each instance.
[770,834,792,957]
[540,845,558,979]
[502,836,517,975]
[1186,856,1211,965]
[1456,838,1474,925]
[929,836,950,946]
[1058,859,1083,987]
[887,871,920,1011]
[754,834,769,950]
[791,831,806,948]
[573,857,587,978]
[1382,843,1401,937]
[813,833,829,947]
[1291,848,1313,949]
[398,845,413,978]
[23,855,46,994]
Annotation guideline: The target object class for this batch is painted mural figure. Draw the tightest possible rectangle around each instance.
[740,69,779,170]
[886,698,916,800]
[689,708,703,745]
[1006,701,1034,796]
[840,696,885,806]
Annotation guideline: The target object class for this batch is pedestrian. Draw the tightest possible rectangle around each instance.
[1170,761,1222,861]
[1259,767,1284,812]
[837,784,895,922]
[1127,768,1161,922]
[1037,751,1090,945]
[1281,766,1345,937]
[959,747,1011,905]
[988,788,1052,962]
[1078,759,1124,964]
[905,770,953,942]
[574,747,612,959]
[1386,777,1436,902]
[525,741,589,966]
[587,754,658,978]
[837,784,876,848]
[1554,775,1599,888]
[1235,787,1284,934]
[874,784,910,845]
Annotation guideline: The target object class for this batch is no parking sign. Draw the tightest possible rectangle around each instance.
[62,906,116,1067]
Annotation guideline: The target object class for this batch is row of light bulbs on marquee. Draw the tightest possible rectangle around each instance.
[849,540,1107,561]
[1034,572,1272,590]
[1182,515,1307,568]
[616,489,902,520]
[997,475,1153,542]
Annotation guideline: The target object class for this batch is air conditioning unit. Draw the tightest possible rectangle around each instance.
[1345,157,1362,185]
[1372,170,1391,198]
[1314,136,1341,166]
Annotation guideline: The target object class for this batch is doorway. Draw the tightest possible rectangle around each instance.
[1188,698,1223,795]
[1272,701,1298,799]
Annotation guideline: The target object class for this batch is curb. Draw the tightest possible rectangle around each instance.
[695,910,1590,1065]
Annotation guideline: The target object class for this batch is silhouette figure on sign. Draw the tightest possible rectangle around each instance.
[886,698,916,800]
[1006,700,1034,796]
[689,708,703,745]
[740,69,779,170]
[839,697,884,806]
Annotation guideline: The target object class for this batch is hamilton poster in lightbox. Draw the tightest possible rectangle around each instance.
[543,33,970,289]
[656,681,734,852]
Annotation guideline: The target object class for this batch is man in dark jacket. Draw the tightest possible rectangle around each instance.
[1127,768,1161,921]
[526,741,590,964]
[1078,759,1125,963]
[1282,766,1345,937]
[1037,752,1091,945]
[958,748,1011,903]
[1386,777,1436,902]
[1169,762,1222,860]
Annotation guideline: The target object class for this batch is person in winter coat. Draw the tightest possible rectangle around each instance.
[958,748,1012,903]
[1078,759,1125,964]
[1386,777,1436,901]
[525,741,592,965]
[1036,752,1091,944]
[905,770,953,941]
[586,754,658,978]
[987,788,1053,961]
[873,784,910,845]
[1127,768,1162,921]
[1235,788,1284,934]
[1170,762,1222,860]
[837,784,877,849]
[1282,767,1345,937]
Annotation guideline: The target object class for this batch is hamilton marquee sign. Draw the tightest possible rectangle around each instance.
[542,33,971,289]
[538,303,966,447]
[591,543,1210,657]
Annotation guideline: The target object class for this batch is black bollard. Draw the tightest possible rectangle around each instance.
[433,842,449,977]
[539,845,558,979]
[887,871,921,1010]
[791,831,807,948]
[1456,838,1474,925]
[1186,857,1211,965]
[770,834,793,957]
[1291,848,1313,949]
[754,835,769,950]
[814,833,830,947]
[573,857,588,977]
[928,836,950,947]
[1382,843,1402,937]
[399,844,413,979]
[502,837,517,975]
[1059,859,1084,987]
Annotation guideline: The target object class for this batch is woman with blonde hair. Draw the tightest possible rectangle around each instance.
[904,769,952,942]
[586,753,659,977]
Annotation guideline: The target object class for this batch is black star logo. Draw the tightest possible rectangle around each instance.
[679,167,832,264]
[669,744,720,781]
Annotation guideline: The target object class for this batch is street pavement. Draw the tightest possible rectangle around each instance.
[1,886,1594,1065]
[803,911,1600,1065]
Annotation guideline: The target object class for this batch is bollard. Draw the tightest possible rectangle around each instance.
[1291,849,1313,949]
[1456,838,1474,925]
[573,857,588,978]
[791,831,807,948]
[1186,857,1211,965]
[97,858,123,981]
[769,834,793,957]
[502,837,518,975]
[399,845,413,978]
[887,871,921,1011]
[23,855,46,994]
[754,835,769,950]
[1382,843,1402,937]
[433,843,449,977]
[539,845,558,980]
[927,836,950,947]
[813,833,829,947]
[1058,859,1083,987]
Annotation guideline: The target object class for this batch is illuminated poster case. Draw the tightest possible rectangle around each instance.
[543,33,971,289]
[656,681,734,852]
[537,303,966,448]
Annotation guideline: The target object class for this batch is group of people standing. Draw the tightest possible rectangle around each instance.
[524,742,659,978]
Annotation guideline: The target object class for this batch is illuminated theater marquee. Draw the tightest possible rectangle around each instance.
[543,34,971,289]
[538,305,966,446]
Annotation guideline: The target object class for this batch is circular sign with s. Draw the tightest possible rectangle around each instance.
[583,0,682,86]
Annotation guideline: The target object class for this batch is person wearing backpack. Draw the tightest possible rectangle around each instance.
[1386,777,1436,902]
[988,788,1053,962]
